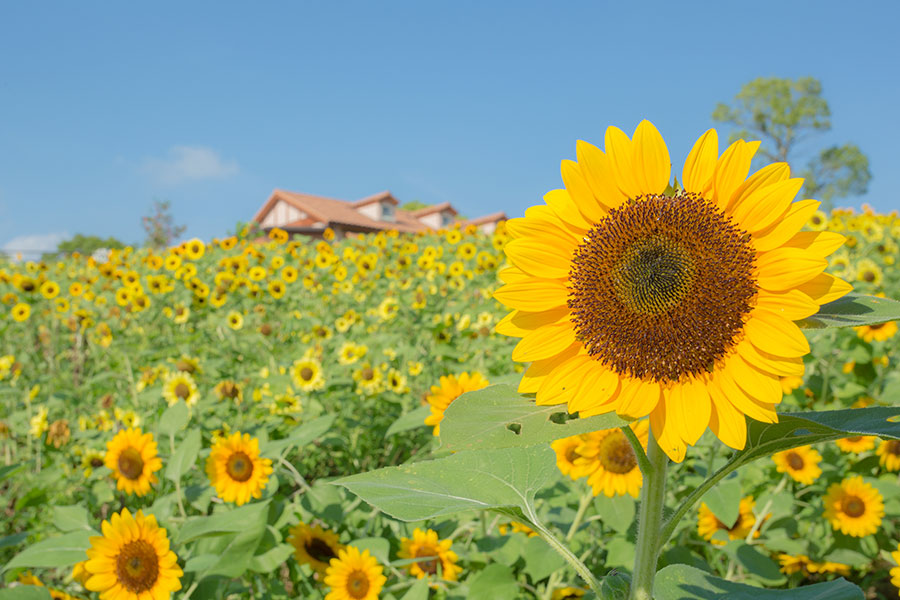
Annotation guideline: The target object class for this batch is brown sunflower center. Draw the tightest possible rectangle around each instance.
[862,270,875,282]
[117,448,144,480]
[886,440,900,455]
[786,452,805,471]
[346,569,371,599]
[300,367,314,381]
[115,539,159,593]
[414,550,439,575]
[568,193,757,382]
[845,436,862,443]
[598,431,637,474]
[175,383,190,398]
[226,451,254,482]
[362,368,374,381]
[841,495,866,518]
[305,537,337,563]
[868,323,885,331]
[565,444,580,464]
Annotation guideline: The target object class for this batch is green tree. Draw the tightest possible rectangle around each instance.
[712,76,871,209]
[43,234,125,259]
[142,200,186,248]
[399,200,430,211]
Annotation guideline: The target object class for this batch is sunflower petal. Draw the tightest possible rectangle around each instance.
[512,321,578,362]
[544,189,592,230]
[736,339,805,377]
[651,401,687,463]
[682,128,719,194]
[756,289,820,320]
[708,384,748,450]
[604,126,640,198]
[782,231,846,257]
[632,120,671,195]
[617,378,661,419]
[495,307,570,337]
[726,162,791,214]
[713,140,760,211]
[494,279,570,311]
[797,273,853,305]
[561,159,606,223]
[504,238,573,279]
[752,199,821,252]
[732,178,804,233]
[757,248,827,291]
[576,140,627,210]
[745,309,810,357]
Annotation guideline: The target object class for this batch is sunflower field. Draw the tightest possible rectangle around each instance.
[3,127,900,600]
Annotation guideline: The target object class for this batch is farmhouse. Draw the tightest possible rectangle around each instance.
[252,189,506,239]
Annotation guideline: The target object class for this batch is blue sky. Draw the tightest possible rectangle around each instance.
[1,1,898,254]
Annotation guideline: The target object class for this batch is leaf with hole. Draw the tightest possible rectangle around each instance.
[654,564,862,599]
[439,384,628,452]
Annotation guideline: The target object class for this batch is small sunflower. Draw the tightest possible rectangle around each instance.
[226,310,244,330]
[890,543,900,591]
[697,496,761,545]
[494,121,850,462]
[105,428,162,496]
[11,302,30,322]
[855,258,882,286]
[822,476,884,537]
[287,522,343,574]
[855,320,898,343]
[205,431,273,506]
[324,546,386,600]
[835,435,876,454]
[424,372,489,436]
[772,445,822,485]
[291,358,325,391]
[876,439,900,471]
[578,422,647,498]
[214,380,243,403]
[162,372,199,407]
[84,508,182,600]
[397,528,462,581]
[551,434,594,479]
[552,587,586,600]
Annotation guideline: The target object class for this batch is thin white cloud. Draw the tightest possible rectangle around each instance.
[2,232,69,261]
[140,145,239,185]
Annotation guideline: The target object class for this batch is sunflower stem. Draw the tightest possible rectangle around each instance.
[629,429,667,600]
[622,424,652,476]
[527,514,603,596]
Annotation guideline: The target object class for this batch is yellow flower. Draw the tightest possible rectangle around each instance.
[104,428,162,497]
[226,310,244,330]
[494,121,849,462]
[397,528,462,581]
[11,302,31,322]
[890,543,900,591]
[291,357,325,391]
[855,258,882,286]
[855,320,898,343]
[287,522,343,573]
[772,445,822,485]
[424,372,489,436]
[551,434,593,479]
[81,449,106,477]
[206,431,273,506]
[40,280,60,299]
[876,439,900,471]
[579,422,648,498]
[822,476,884,537]
[324,546,386,600]
[84,508,182,600]
[162,372,199,407]
[353,362,385,396]
[184,238,205,260]
[780,375,803,394]
[552,587,586,600]
[697,496,762,545]
[29,406,49,437]
[497,521,538,537]
[214,380,243,403]
[835,435,876,454]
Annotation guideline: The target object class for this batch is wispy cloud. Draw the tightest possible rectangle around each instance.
[140,145,239,185]
[2,232,69,261]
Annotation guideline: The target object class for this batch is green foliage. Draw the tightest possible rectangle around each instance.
[798,293,900,328]
[46,233,125,259]
[142,198,186,248]
[713,76,871,208]
[654,564,863,599]
[399,200,430,211]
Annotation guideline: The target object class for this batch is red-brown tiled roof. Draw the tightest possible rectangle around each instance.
[256,190,424,233]
[352,190,397,207]
[464,211,507,226]
[408,202,457,217]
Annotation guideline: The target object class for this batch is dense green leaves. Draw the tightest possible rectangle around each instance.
[3,531,93,571]
[654,564,863,599]
[439,384,628,451]
[158,400,190,438]
[175,500,271,544]
[385,405,430,437]
[262,414,336,456]
[799,293,900,329]
[334,446,556,521]
[0,588,52,600]
[166,429,202,482]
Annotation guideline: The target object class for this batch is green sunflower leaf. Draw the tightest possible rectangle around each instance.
[332,445,556,521]
[654,564,863,599]
[798,293,900,329]
[439,384,628,452]
[3,530,94,571]
[0,588,52,600]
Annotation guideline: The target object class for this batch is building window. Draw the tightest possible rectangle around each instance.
[381,202,395,221]
[441,211,453,227]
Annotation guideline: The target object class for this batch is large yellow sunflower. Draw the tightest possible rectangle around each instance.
[424,372,490,436]
[697,496,761,546]
[291,357,325,392]
[771,445,822,485]
[104,428,163,496]
[205,432,273,506]
[551,434,596,479]
[84,508,182,600]
[822,476,884,537]
[855,320,898,343]
[577,422,648,498]
[494,121,850,461]
[876,438,900,471]
[287,522,343,574]
[324,546,386,600]
[397,528,463,581]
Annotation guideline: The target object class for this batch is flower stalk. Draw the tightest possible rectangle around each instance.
[629,430,668,600]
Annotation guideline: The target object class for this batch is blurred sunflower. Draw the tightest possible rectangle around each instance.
[287,522,343,574]
[424,372,489,436]
[697,496,761,545]
[162,372,199,407]
[552,588,586,600]
[214,380,243,403]
[324,546,386,600]
[291,357,325,391]
[551,434,594,479]
[891,543,900,591]
[104,428,162,496]
[11,302,30,322]
[397,528,462,581]
[876,439,900,471]
[855,258,882,287]
[205,431,272,506]
[494,121,850,462]
[577,423,647,498]
[771,445,822,485]
[855,320,898,343]
[226,310,243,330]
[835,435,876,454]
[84,508,182,600]
[822,476,884,537]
